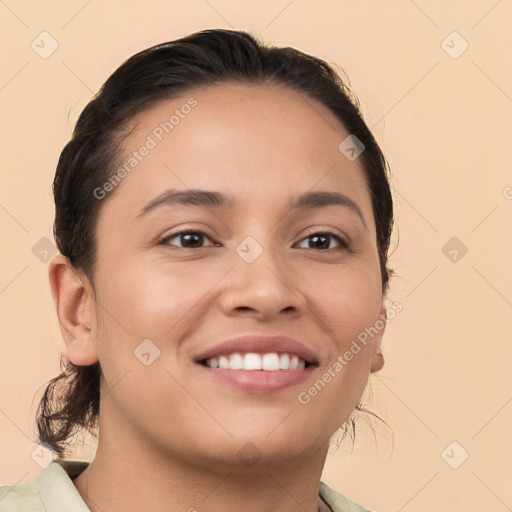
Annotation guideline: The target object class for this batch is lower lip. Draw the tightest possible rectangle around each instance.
[198,365,315,393]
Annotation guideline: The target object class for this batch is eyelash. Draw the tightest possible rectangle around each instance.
[158,229,349,251]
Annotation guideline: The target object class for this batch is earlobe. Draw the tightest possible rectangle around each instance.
[48,254,99,366]
[370,346,384,373]
[370,301,386,373]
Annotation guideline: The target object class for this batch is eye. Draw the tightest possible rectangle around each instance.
[158,229,348,251]
[295,231,348,251]
[158,230,218,249]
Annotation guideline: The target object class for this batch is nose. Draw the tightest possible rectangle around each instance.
[218,240,304,321]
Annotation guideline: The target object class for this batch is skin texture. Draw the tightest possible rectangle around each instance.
[49,83,386,512]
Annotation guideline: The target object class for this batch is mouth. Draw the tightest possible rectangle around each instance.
[193,335,319,393]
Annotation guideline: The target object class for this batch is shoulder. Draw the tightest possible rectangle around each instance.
[0,474,42,512]
[0,460,90,512]
[319,480,372,512]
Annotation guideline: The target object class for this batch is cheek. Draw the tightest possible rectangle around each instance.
[307,262,383,344]
[296,270,381,431]
[91,261,207,417]
[97,258,217,331]
[92,259,226,374]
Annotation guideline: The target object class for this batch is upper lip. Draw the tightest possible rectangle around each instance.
[194,334,319,365]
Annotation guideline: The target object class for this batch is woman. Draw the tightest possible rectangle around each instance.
[0,28,393,511]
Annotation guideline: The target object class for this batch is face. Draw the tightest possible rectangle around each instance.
[83,83,386,471]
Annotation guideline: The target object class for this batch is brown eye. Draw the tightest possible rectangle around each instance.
[296,231,348,251]
[159,231,217,249]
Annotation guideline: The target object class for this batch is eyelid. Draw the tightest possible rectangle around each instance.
[299,225,350,244]
[158,228,217,247]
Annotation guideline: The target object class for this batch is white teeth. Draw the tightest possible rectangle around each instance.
[229,352,243,369]
[204,352,308,370]
[279,353,290,370]
[243,353,262,370]
[262,353,280,371]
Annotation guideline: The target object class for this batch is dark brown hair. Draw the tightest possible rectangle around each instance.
[35,28,394,457]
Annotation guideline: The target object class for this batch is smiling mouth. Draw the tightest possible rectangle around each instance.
[198,352,315,371]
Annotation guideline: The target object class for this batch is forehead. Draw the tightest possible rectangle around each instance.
[98,83,373,227]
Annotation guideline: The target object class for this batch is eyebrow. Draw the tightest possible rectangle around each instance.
[136,188,367,228]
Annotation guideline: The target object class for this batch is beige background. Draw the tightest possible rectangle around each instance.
[1,1,511,510]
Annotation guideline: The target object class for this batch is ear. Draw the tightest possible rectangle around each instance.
[370,300,386,373]
[48,254,99,366]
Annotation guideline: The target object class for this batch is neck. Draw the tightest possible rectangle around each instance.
[73,405,331,512]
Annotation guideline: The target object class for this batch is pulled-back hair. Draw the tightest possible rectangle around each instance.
[36,28,393,458]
